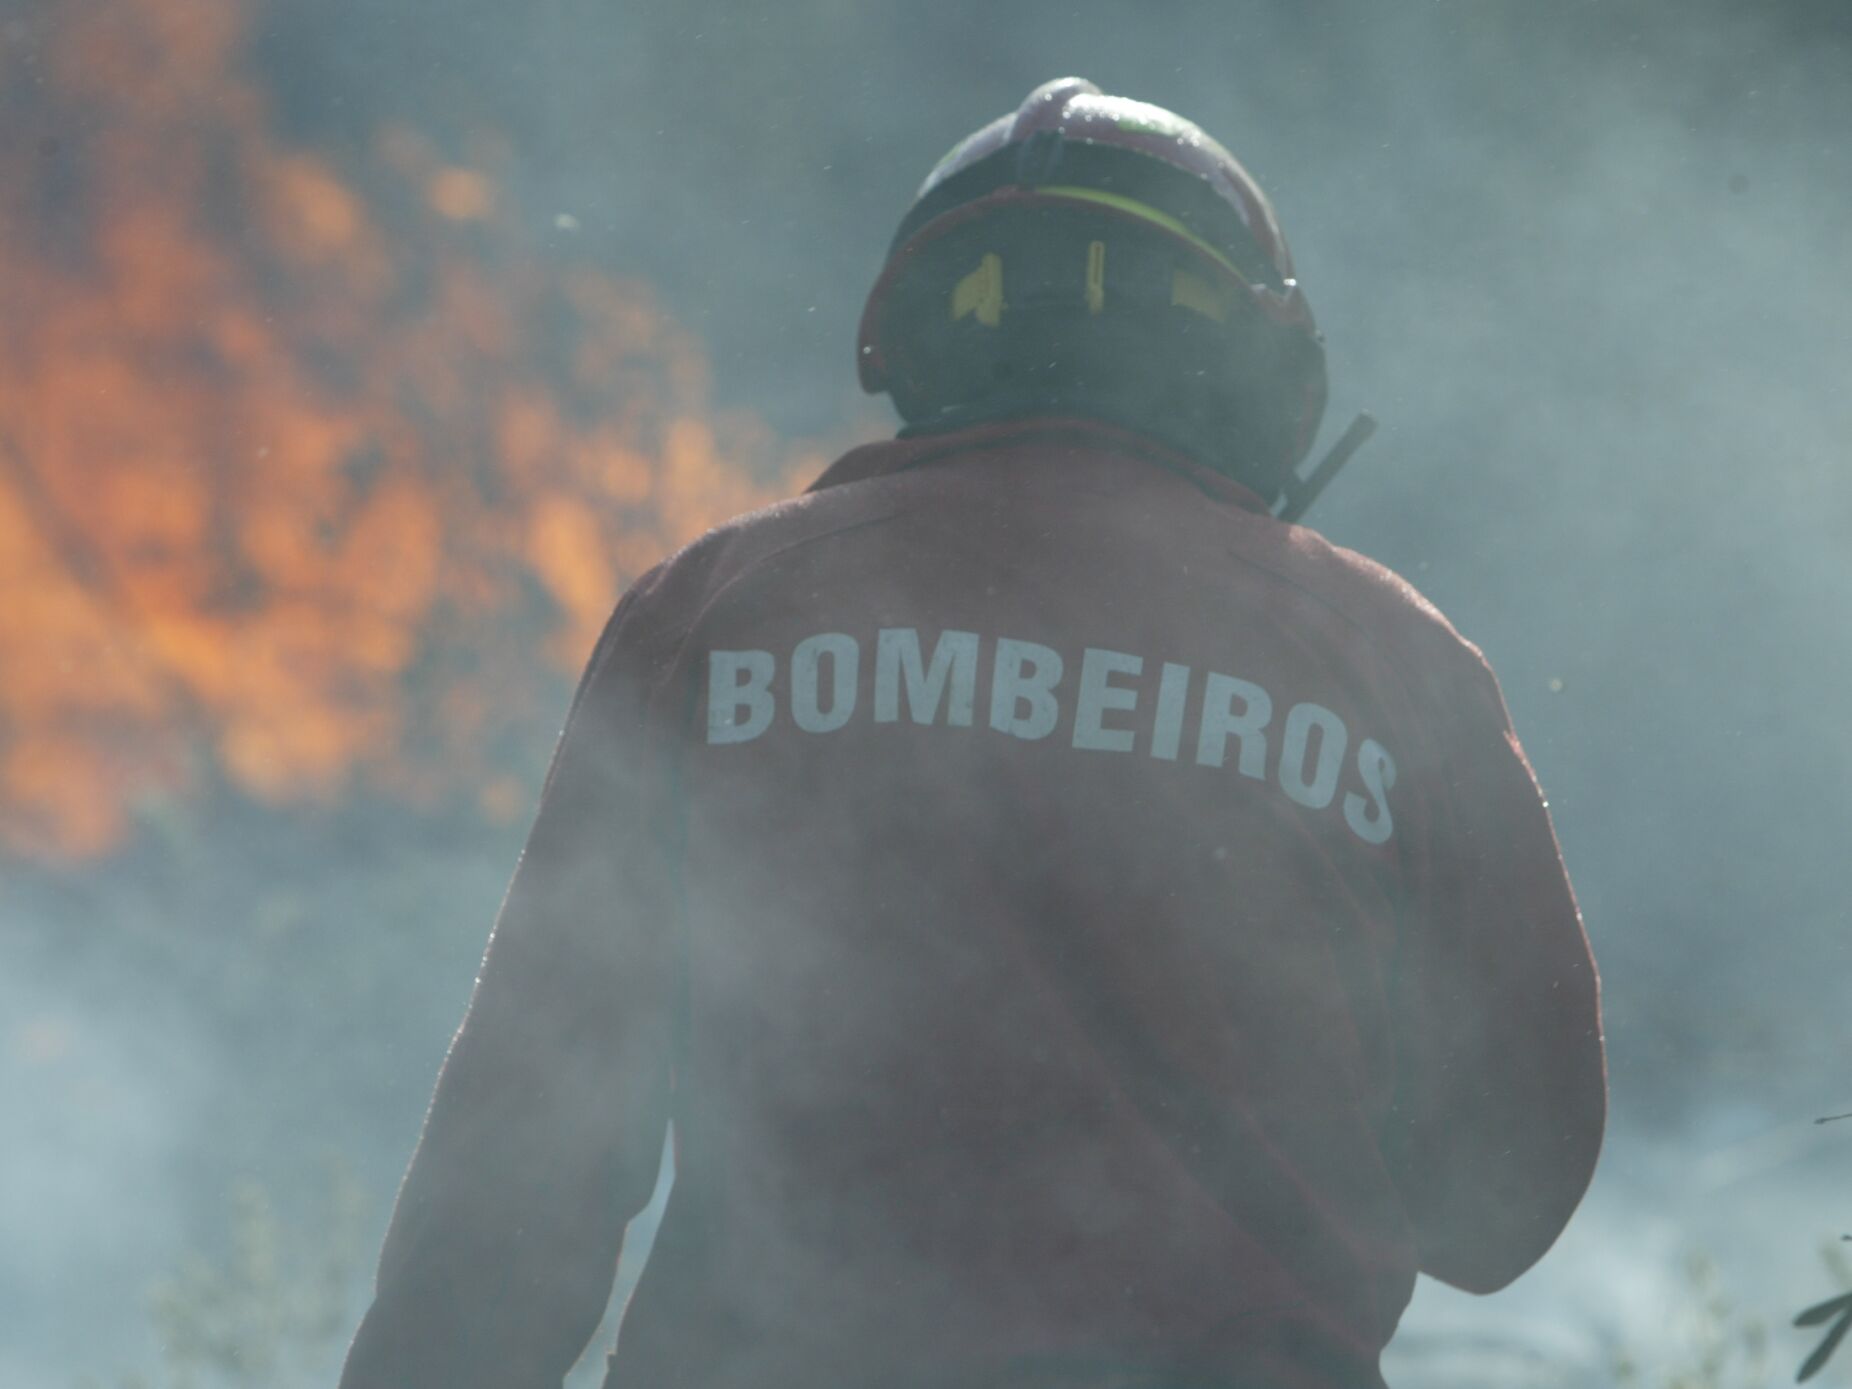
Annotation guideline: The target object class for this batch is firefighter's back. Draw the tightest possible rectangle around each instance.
[605,417,1457,1389]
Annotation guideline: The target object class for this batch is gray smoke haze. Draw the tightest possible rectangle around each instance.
[10,0,1852,1385]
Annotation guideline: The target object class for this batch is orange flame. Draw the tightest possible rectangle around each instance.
[0,0,822,860]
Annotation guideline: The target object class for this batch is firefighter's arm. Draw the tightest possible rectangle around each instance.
[1384,649,1606,1295]
[340,590,680,1389]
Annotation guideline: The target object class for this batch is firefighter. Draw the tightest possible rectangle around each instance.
[340,78,1605,1389]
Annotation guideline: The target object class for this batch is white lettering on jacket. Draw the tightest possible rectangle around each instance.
[1072,647,1142,753]
[989,638,1064,740]
[705,628,1397,845]
[791,633,858,733]
[707,649,775,744]
[875,628,978,726]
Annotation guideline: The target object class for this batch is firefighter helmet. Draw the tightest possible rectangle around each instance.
[858,78,1327,499]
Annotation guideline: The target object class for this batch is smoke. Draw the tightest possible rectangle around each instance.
[8,0,1852,1384]
[0,913,210,1383]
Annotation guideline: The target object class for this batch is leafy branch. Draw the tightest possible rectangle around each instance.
[85,1158,367,1389]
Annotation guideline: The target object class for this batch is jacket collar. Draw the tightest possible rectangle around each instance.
[806,414,1273,516]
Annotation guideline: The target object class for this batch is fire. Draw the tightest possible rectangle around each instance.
[0,0,823,860]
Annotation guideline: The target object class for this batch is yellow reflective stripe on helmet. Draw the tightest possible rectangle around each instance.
[1036,185,1250,287]
[1170,269,1229,322]
[1085,240,1106,315]
[951,252,1004,326]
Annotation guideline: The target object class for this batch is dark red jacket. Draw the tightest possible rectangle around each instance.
[340,416,1605,1389]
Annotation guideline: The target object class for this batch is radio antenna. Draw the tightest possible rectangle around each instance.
[1275,412,1376,524]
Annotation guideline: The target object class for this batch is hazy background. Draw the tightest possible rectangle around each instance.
[6,0,1852,1384]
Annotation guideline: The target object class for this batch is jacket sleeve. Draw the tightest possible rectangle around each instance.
[340,585,685,1389]
[1383,644,1606,1295]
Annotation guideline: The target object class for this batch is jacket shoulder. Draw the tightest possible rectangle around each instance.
[594,465,903,662]
[1258,520,1497,694]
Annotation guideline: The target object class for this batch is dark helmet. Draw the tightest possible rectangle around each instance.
[858,78,1327,500]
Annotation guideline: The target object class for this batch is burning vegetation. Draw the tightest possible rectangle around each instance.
[0,0,817,860]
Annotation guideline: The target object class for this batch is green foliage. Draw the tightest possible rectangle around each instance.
[1601,1239,1852,1389]
[1611,1251,1772,1389]
[1795,1241,1852,1383]
[87,1158,367,1389]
